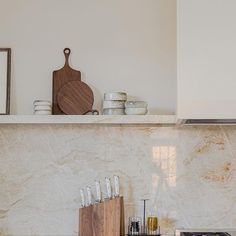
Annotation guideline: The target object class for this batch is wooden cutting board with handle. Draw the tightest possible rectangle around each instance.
[52,48,81,114]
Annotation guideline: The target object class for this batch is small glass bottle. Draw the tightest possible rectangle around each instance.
[128,216,142,235]
[147,213,158,234]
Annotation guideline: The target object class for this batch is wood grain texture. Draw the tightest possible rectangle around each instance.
[92,202,105,236]
[120,197,125,236]
[104,197,124,236]
[79,205,93,236]
[57,80,94,115]
[52,48,81,114]
[79,197,125,236]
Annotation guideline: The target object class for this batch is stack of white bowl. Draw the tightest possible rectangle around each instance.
[125,101,148,115]
[103,92,127,115]
[33,100,52,115]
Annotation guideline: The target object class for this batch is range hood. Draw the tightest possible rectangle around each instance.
[177,0,236,125]
[178,119,236,125]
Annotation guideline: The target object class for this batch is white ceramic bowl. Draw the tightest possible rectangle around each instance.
[34,110,52,115]
[125,101,148,108]
[125,107,148,115]
[103,108,125,115]
[34,105,52,111]
[104,92,127,101]
[33,100,51,106]
[103,100,125,109]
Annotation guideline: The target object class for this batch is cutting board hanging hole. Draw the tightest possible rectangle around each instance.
[64,48,71,66]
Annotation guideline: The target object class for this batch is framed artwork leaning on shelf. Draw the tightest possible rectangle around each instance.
[0,48,11,115]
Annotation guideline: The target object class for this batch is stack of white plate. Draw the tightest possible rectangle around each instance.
[33,100,52,115]
[103,92,127,115]
[125,101,148,115]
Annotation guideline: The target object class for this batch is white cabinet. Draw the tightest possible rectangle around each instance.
[177,0,236,120]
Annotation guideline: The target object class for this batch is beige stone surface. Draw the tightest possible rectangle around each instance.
[0,125,236,235]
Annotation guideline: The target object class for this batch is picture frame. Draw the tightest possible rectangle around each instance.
[0,48,11,115]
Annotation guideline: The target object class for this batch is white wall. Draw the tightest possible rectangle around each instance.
[0,0,176,115]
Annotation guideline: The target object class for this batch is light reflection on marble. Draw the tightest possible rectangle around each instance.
[0,125,236,235]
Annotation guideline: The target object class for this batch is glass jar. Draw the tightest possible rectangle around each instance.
[128,216,142,235]
[147,216,158,234]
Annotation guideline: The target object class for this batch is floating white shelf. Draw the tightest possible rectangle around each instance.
[0,115,176,124]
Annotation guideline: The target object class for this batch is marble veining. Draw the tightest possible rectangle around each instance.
[0,125,236,235]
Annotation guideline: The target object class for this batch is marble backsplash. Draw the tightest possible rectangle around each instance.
[0,125,236,236]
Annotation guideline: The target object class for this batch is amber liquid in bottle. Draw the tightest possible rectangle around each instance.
[147,216,158,233]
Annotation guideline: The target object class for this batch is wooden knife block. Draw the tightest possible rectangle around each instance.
[79,197,125,236]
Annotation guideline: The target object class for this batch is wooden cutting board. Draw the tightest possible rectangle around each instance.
[52,48,81,114]
[57,80,94,115]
